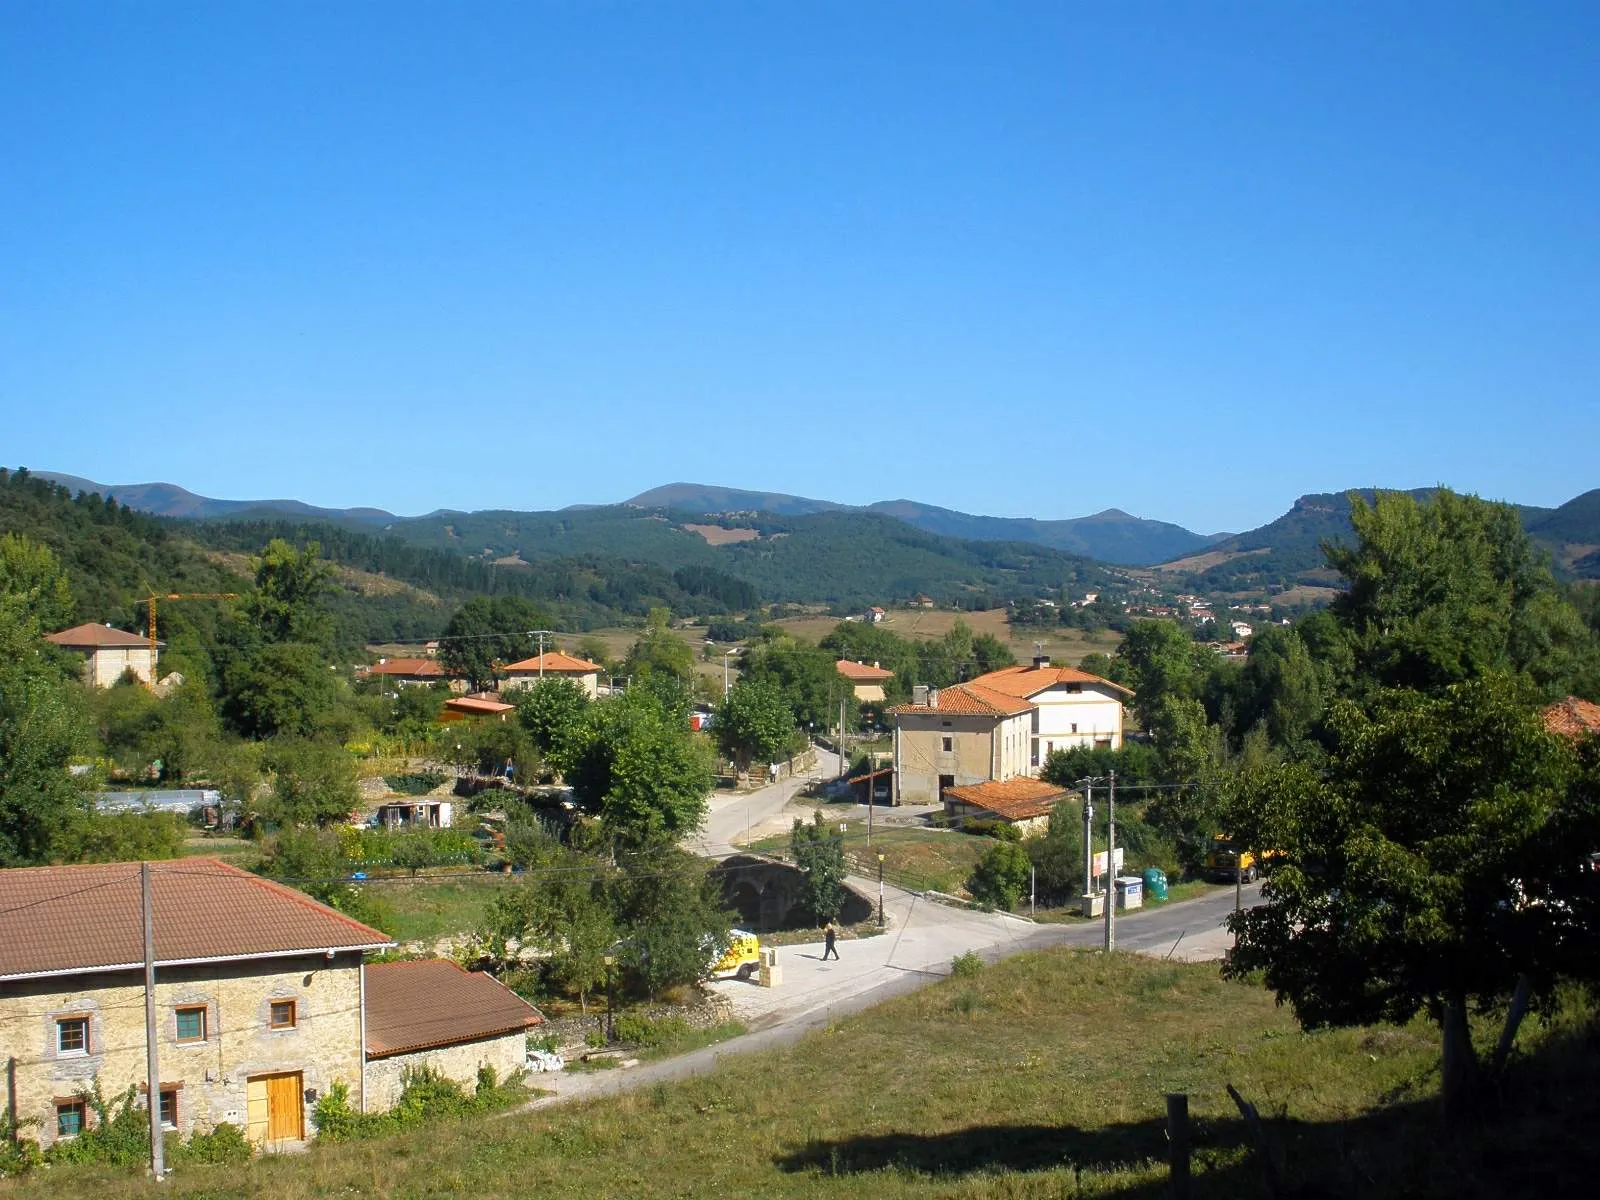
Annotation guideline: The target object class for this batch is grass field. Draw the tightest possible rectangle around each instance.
[747,825,991,895]
[370,871,511,945]
[23,950,1597,1199]
[775,608,1122,666]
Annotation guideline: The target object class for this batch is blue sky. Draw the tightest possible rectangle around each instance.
[2,2,1595,534]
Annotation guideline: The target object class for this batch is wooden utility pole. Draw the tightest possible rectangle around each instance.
[1166,1093,1192,1199]
[141,863,164,1181]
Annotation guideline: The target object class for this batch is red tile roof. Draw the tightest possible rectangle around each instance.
[45,623,152,649]
[836,659,893,682]
[501,651,604,674]
[364,960,543,1058]
[445,696,515,715]
[0,859,392,982]
[971,664,1134,699]
[368,658,454,678]
[889,682,1035,718]
[1544,696,1600,739]
[943,777,1069,822]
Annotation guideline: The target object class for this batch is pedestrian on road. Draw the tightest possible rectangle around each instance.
[822,920,839,960]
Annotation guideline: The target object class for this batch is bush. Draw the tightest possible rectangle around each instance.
[46,1081,148,1168]
[962,819,1021,841]
[613,1012,692,1049]
[314,1065,527,1143]
[167,1122,251,1167]
[951,950,984,978]
[0,1114,43,1177]
[967,840,1032,910]
[382,770,448,796]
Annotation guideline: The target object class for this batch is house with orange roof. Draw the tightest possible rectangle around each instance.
[364,657,468,693]
[942,777,1071,835]
[836,658,894,704]
[1543,695,1600,740]
[441,695,516,722]
[968,655,1131,766]
[44,622,160,687]
[888,656,1131,808]
[499,650,605,698]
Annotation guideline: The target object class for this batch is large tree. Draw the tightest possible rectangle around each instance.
[439,596,552,692]
[564,689,714,849]
[790,810,847,924]
[717,677,795,773]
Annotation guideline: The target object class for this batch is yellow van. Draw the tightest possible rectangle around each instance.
[1203,837,1281,883]
[709,930,762,980]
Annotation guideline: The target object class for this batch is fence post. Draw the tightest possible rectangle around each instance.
[1166,1092,1191,1200]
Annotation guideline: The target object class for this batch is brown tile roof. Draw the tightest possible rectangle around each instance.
[501,651,604,674]
[368,658,454,678]
[364,960,543,1058]
[888,682,1035,718]
[943,777,1069,821]
[1544,696,1600,739]
[45,623,152,649]
[445,696,515,715]
[0,859,392,982]
[836,659,893,682]
[971,664,1134,699]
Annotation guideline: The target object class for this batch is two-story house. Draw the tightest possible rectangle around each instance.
[890,657,1130,822]
[964,656,1132,768]
[0,859,393,1150]
[499,651,605,699]
[44,623,160,687]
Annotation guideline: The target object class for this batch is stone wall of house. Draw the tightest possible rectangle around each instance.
[0,953,363,1148]
[364,1030,527,1112]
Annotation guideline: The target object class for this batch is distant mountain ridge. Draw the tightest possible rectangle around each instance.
[624,482,1225,565]
[37,472,396,525]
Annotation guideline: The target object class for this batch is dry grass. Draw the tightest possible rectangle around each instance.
[23,949,1591,1199]
[749,825,990,894]
[681,524,762,546]
[774,610,1122,666]
[1154,547,1268,573]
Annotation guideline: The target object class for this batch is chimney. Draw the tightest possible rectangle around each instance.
[872,661,879,669]
[913,684,929,706]
[928,687,940,708]
[1033,654,1051,670]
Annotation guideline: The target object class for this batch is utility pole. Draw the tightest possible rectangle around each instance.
[1107,771,1120,948]
[1030,863,1036,918]
[837,695,846,780]
[530,630,557,678]
[141,863,164,1181]
[877,852,886,928]
[1082,780,1095,902]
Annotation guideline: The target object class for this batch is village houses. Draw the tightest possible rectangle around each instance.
[498,650,606,699]
[890,655,1131,826]
[44,623,160,688]
[0,860,541,1152]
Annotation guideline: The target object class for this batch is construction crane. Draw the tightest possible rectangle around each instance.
[144,592,239,682]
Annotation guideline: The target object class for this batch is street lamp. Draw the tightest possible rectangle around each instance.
[720,647,742,698]
[877,852,886,928]
[603,953,617,1043]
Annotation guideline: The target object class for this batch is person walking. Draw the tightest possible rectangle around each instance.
[822,920,839,961]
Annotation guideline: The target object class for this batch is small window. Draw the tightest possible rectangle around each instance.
[269,1000,297,1029]
[56,1017,88,1056]
[158,1088,178,1130]
[1070,723,1078,734]
[175,1006,207,1043]
[56,1100,86,1138]
[941,736,953,753]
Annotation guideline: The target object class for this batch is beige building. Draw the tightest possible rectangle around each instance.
[365,657,468,694]
[835,659,894,704]
[0,860,391,1150]
[942,777,1071,836]
[499,651,604,698]
[891,658,1130,806]
[44,622,159,687]
[890,682,1035,805]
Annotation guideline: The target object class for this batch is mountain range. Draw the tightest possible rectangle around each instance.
[32,470,1600,585]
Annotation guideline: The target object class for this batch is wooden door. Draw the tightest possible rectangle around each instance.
[247,1072,304,1144]
[267,1072,304,1141]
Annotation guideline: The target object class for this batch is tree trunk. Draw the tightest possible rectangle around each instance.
[1439,991,1479,1129]
[1491,974,1532,1075]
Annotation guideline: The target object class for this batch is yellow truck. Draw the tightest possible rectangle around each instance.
[709,930,762,980]
[1203,837,1280,883]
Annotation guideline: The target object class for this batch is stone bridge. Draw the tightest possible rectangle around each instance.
[712,853,874,931]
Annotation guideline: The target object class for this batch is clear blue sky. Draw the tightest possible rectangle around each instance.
[2,1,1595,534]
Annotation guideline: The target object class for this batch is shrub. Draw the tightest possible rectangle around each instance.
[0,1114,43,1177]
[383,770,448,796]
[167,1122,250,1167]
[46,1081,148,1168]
[967,840,1032,909]
[613,1012,692,1049]
[313,1065,527,1143]
[951,950,984,978]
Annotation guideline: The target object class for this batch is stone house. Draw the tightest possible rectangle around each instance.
[835,659,894,704]
[0,859,391,1150]
[364,657,468,694]
[362,960,543,1110]
[498,651,605,699]
[44,623,159,687]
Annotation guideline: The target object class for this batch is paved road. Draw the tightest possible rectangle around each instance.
[528,876,1259,1109]
[689,746,843,857]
